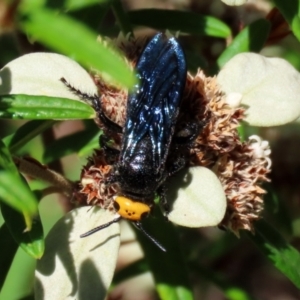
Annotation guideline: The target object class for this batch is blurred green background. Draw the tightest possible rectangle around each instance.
[1,0,300,299]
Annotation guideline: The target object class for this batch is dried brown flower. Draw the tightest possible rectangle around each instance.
[184,70,271,234]
[79,36,271,234]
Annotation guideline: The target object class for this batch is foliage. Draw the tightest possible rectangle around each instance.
[1,0,300,299]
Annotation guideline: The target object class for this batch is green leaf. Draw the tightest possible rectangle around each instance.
[0,94,95,120]
[273,0,300,41]
[68,2,110,32]
[128,9,231,38]
[133,206,193,300]
[0,138,18,174]
[263,184,293,235]
[18,7,135,88]
[111,0,133,36]
[0,140,38,226]
[43,127,99,163]
[65,0,110,10]
[1,202,44,258]
[247,220,300,288]
[19,295,35,300]
[217,19,271,68]
[0,171,38,227]
[191,263,256,300]
[4,120,55,153]
[78,131,100,156]
[112,259,149,285]
[0,223,19,290]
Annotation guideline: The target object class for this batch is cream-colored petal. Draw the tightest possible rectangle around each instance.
[167,167,227,227]
[225,92,243,108]
[221,0,247,5]
[217,53,300,126]
[248,135,271,160]
[0,53,98,100]
[35,207,120,300]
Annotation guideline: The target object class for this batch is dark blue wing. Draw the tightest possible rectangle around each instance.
[121,33,186,170]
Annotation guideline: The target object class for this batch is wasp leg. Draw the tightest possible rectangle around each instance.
[60,77,122,134]
[168,156,186,177]
[157,184,170,219]
[103,161,123,186]
[174,121,200,145]
[99,134,120,161]
[60,77,99,106]
[160,155,187,220]
[97,110,123,134]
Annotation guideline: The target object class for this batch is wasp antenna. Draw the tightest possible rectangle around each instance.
[80,216,122,238]
[134,222,166,252]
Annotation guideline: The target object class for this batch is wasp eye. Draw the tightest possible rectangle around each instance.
[141,211,150,219]
[114,201,120,211]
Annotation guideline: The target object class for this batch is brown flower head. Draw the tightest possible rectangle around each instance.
[79,35,271,234]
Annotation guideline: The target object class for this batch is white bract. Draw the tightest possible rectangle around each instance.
[0,53,98,100]
[167,167,227,227]
[35,207,120,300]
[221,0,247,5]
[248,135,271,158]
[248,135,272,169]
[217,53,300,126]
[225,92,243,108]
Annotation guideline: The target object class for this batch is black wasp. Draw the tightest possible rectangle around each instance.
[62,33,198,251]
